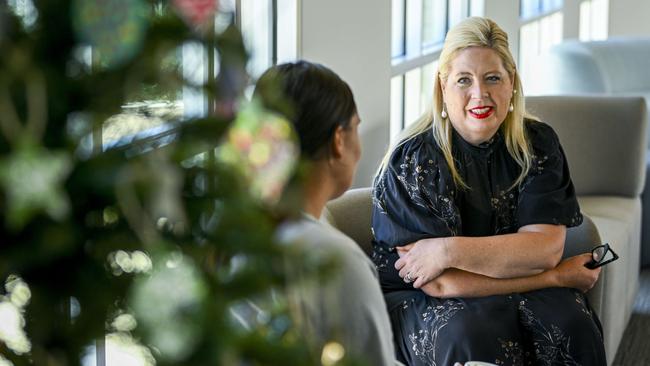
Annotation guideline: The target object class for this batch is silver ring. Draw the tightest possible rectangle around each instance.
[405,272,413,283]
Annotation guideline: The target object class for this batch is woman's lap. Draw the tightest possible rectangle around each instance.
[386,288,606,366]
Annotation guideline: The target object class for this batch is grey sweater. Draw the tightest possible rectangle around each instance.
[276,214,399,366]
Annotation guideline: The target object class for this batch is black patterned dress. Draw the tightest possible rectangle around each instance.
[371,121,606,366]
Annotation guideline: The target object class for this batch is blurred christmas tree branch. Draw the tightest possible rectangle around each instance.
[0,1,337,365]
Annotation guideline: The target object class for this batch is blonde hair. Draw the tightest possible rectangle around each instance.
[377,17,536,190]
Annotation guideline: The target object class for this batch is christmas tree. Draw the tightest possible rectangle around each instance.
[0,1,344,365]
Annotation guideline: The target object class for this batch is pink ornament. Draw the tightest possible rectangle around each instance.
[173,0,219,30]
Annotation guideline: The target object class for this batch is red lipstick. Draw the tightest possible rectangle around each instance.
[469,106,494,119]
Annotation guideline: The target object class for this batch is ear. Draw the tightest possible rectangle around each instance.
[329,125,345,160]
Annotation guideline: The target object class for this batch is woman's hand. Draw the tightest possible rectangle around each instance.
[551,253,602,292]
[394,237,451,288]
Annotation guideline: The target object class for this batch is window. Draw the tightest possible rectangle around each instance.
[102,0,297,150]
[518,0,564,92]
[520,0,564,20]
[579,0,609,41]
[390,0,476,141]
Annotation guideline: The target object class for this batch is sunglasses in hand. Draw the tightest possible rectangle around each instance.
[585,243,619,269]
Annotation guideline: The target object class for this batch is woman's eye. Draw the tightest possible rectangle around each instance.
[486,75,501,83]
[457,77,470,85]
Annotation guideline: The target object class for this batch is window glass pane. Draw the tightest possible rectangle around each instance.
[422,0,447,48]
[448,0,465,28]
[539,12,563,51]
[419,61,438,116]
[521,0,563,19]
[103,53,185,146]
[581,0,608,41]
[520,0,540,19]
[519,13,562,93]
[241,0,271,79]
[277,0,298,63]
[579,0,592,41]
[216,0,235,33]
[591,0,608,40]
[541,0,563,12]
[390,75,404,141]
[469,0,484,16]
[519,20,540,89]
[392,0,406,58]
[181,42,207,119]
[404,68,423,127]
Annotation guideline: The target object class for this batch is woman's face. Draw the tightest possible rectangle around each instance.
[441,46,514,145]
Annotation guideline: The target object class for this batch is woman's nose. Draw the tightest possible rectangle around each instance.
[470,83,489,99]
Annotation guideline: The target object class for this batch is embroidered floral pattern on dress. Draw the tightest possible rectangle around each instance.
[569,210,583,226]
[374,151,461,236]
[371,245,394,270]
[491,189,518,234]
[408,299,464,366]
[531,154,549,175]
[397,154,434,210]
[494,338,528,366]
[518,299,582,366]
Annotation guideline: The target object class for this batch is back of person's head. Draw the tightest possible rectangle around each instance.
[253,61,357,160]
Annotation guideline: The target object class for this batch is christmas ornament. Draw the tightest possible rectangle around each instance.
[72,0,149,68]
[217,102,298,204]
[173,0,219,32]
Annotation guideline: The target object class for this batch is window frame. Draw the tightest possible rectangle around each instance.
[390,0,473,140]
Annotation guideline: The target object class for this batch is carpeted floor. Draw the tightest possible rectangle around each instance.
[612,269,650,365]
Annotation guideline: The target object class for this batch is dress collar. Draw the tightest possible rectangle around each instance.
[452,127,503,157]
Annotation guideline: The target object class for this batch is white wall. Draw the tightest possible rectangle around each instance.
[298,0,392,187]
[608,0,650,37]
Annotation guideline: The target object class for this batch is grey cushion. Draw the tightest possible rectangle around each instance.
[322,187,374,256]
[526,96,647,197]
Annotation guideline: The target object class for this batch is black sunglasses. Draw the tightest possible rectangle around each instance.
[585,243,619,269]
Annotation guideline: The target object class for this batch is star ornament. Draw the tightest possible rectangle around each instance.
[0,143,72,231]
[173,0,219,32]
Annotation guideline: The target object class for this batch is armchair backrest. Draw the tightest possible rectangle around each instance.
[322,187,374,256]
[534,38,650,94]
[526,95,647,197]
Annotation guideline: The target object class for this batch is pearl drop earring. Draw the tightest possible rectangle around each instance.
[441,104,448,119]
[509,103,514,112]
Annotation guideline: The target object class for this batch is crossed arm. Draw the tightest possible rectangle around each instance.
[394,224,601,298]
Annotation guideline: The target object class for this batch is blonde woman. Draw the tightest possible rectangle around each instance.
[372,18,606,365]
